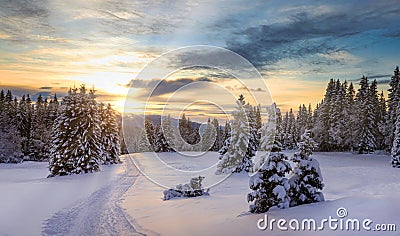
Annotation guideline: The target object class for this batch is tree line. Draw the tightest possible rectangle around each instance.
[276,66,400,154]
[0,91,59,163]
[0,85,121,176]
[134,66,400,158]
[134,97,261,154]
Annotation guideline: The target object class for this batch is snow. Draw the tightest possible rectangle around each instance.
[122,151,400,235]
[1,151,399,235]
[0,157,140,236]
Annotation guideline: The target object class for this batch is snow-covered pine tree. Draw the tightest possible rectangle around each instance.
[0,90,22,163]
[355,76,377,153]
[289,130,324,207]
[248,103,292,213]
[218,121,231,160]
[200,118,216,152]
[75,87,102,173]
[99,103,121,164]
[280,108,297,150]
[211,118,221,151]
[328,80,347,151]
[188,122,201,146]
[243,102,258,172]
[47,94,59,125]
[313,79,335,151]
[49,85,102,176]
[216,95,251,174]
[344,82,357,151]
[138,128,152,152]
[297,104,309,140]
[17,94,32,157]
[144,117,155,150]
[255,105,262,142]
[162,115,175,152]
[377,91,387,150]
[386,66,400,150]
[391,101,400,168]
[369,79,381,146]
[179,113,189,144]
[29,94,50,161]
[154,123,169,152]
[274,106,284,147]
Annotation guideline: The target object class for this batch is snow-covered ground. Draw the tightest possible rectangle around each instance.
[1,152,399,235]
[0,157,142,236]
[123,151,400,235]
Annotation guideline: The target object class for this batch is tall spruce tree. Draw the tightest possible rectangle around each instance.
[144,117,155,151]
[211,118,221,151]
[17,94,32,156]
[162,115,175,152]
[0,90,22,163]
[49,86,102,176]
[377,91,387,150]
[386,66,400,150]
[355,76,377,153]
[29,94,50,161]
[99,103,121,164]
[216,95,251,174]
[243,102,258,171]
[313,79,335,151]
[392,100,400,168]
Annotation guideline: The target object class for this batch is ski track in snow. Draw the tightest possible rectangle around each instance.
[42,156,145,236]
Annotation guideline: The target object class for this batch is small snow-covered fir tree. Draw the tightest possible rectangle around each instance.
[211,118,222,151]
[99,103,121,164]
[218,121,231,159]
[49,86,102,176]
[216,95,251,174]
[154,124,169,152]
[161,115,175,152]
[289,130,324,207]
[391,103,400,168]
[144,117,155,150]
[248,152,292,213]
[200,118,216,152]
[138,128,152,152]
[248,104,292,213]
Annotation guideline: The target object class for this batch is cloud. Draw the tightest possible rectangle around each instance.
[128,77,215,97]
[347,74,392,85]
[31,92,52,101]
[376,79,391,85]
[225,2,400,67]
[39,86,52,90]
[0,0,53,43]
[367,74,392,79]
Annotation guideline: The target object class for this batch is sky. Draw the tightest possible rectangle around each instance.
[1,0,400,121]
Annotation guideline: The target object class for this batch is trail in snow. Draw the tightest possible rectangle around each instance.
[42,156,145,236]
